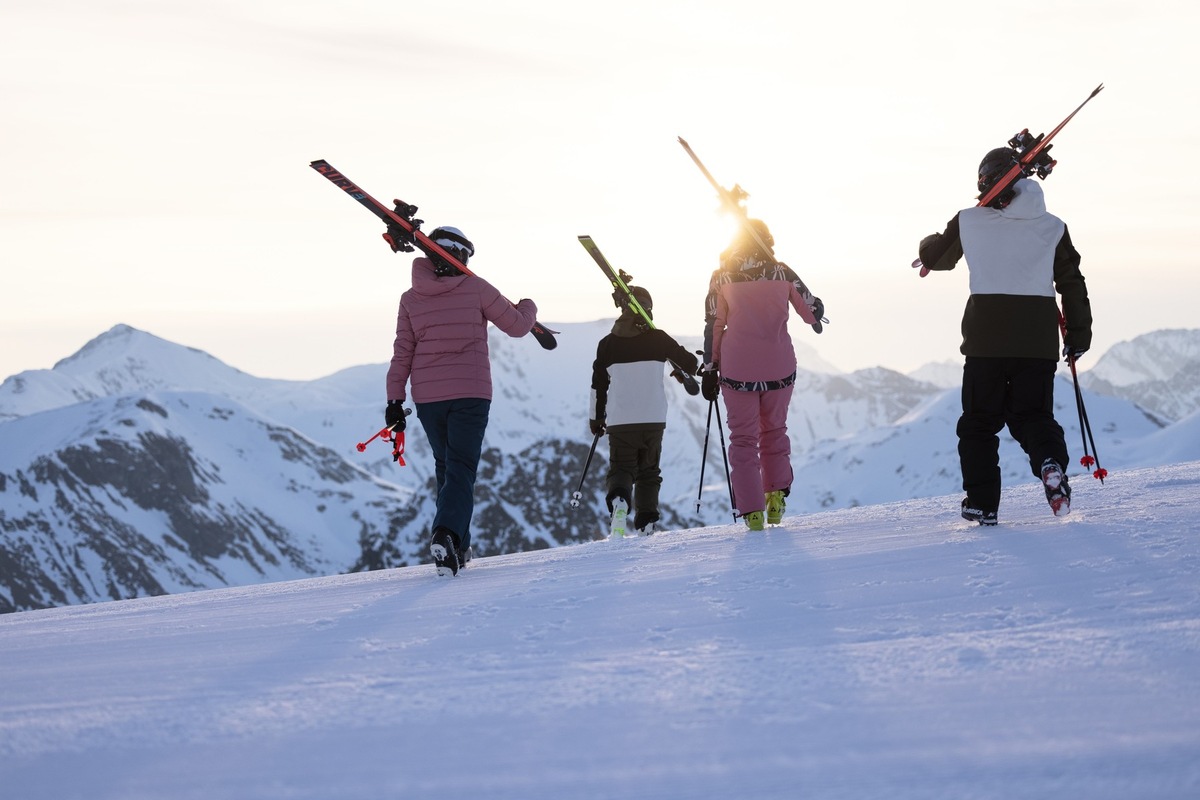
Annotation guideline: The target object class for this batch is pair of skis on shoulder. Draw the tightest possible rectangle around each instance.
[912,83,1104,276]
[309,160,560,350]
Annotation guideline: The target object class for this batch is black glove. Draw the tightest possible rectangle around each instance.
[701,366,721,402]
[384,401,408,432]
[589,418,606,436]
[1063,344,1089,364]
[810,296,825,334]
[810,295,825,320]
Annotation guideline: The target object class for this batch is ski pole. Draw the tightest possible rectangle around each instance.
[569,432,603,509]
[1058,311,1107,482]
[713,398,737,521]
[695,400,715,512]
[1067,352,1107,482]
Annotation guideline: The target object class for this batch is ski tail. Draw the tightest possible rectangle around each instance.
[309,160,557,350]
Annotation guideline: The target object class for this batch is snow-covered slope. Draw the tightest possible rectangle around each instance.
[1,461,1197,800]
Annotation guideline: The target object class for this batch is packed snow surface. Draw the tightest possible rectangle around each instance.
[1,462,1198,799]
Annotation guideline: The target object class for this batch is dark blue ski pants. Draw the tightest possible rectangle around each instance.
[416,397,491,550]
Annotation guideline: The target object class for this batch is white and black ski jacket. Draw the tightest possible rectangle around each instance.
[590,316,698,430]
[918,179,1092,360]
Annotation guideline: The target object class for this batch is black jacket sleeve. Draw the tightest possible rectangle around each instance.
[590,340,611,420]
[701,269,721,365]
[1053,225,1092,352]
[918,213,964,273]
[667,337,699,376]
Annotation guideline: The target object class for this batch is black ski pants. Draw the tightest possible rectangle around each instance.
[605,426,663,515]
[957,356,1068,513]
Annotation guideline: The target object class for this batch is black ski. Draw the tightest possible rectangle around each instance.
[577,235,700,396]
[677,137,827,332]
[913,83,1104,276]
[310,159,558,350]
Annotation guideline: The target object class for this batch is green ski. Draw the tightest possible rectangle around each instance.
[578,235,700,396]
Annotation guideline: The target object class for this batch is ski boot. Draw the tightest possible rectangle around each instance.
[765,490,787,525]
[1041,459,1071,517]
[633,510,661,536]
[961,498,998,527]
[430,527,461,577]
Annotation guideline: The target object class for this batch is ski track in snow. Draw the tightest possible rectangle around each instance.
[0,463,1198,799]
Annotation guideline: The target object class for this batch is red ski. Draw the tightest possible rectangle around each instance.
[310,159,558,350]
[913,83,1104,276]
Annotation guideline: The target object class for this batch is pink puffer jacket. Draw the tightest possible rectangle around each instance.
[712,267,816,384]
[387,257,537,403]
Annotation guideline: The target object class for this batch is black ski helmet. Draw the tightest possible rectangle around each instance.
[629,285,652,317]
[429,226,474,275]
[616,285,653,318]
[977,147,1020,206]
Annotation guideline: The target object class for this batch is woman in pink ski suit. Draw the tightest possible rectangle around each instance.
[700,220,824,531]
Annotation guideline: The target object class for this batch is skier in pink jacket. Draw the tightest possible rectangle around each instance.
[385,226,539,576]
[700,220,824,531]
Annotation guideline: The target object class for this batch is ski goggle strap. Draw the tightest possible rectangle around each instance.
[430,227,475,258]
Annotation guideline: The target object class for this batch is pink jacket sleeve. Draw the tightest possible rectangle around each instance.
[789,282,818,325]
[480,285,538,339]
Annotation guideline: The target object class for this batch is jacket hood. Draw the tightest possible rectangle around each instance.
[610,313,649,338]
[720,253,772,273]
[1000,178,1049,220]
[410,256,465,295]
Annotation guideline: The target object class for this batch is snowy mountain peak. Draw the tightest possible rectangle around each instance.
[1080,328,1200,422]
[0,323,286,422]
[1086,328,1200,386]
[55,324,210,370]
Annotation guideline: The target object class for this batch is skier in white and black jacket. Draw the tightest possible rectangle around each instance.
[590,286,698,534]
[918,148,1092,525]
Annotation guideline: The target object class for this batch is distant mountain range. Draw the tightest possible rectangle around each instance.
[1,323,1196,613]
[1077,329,1200,424]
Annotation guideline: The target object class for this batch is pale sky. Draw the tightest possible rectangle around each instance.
[2,0,1197,382]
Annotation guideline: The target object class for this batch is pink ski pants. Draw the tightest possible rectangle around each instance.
[720,385,794,515]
